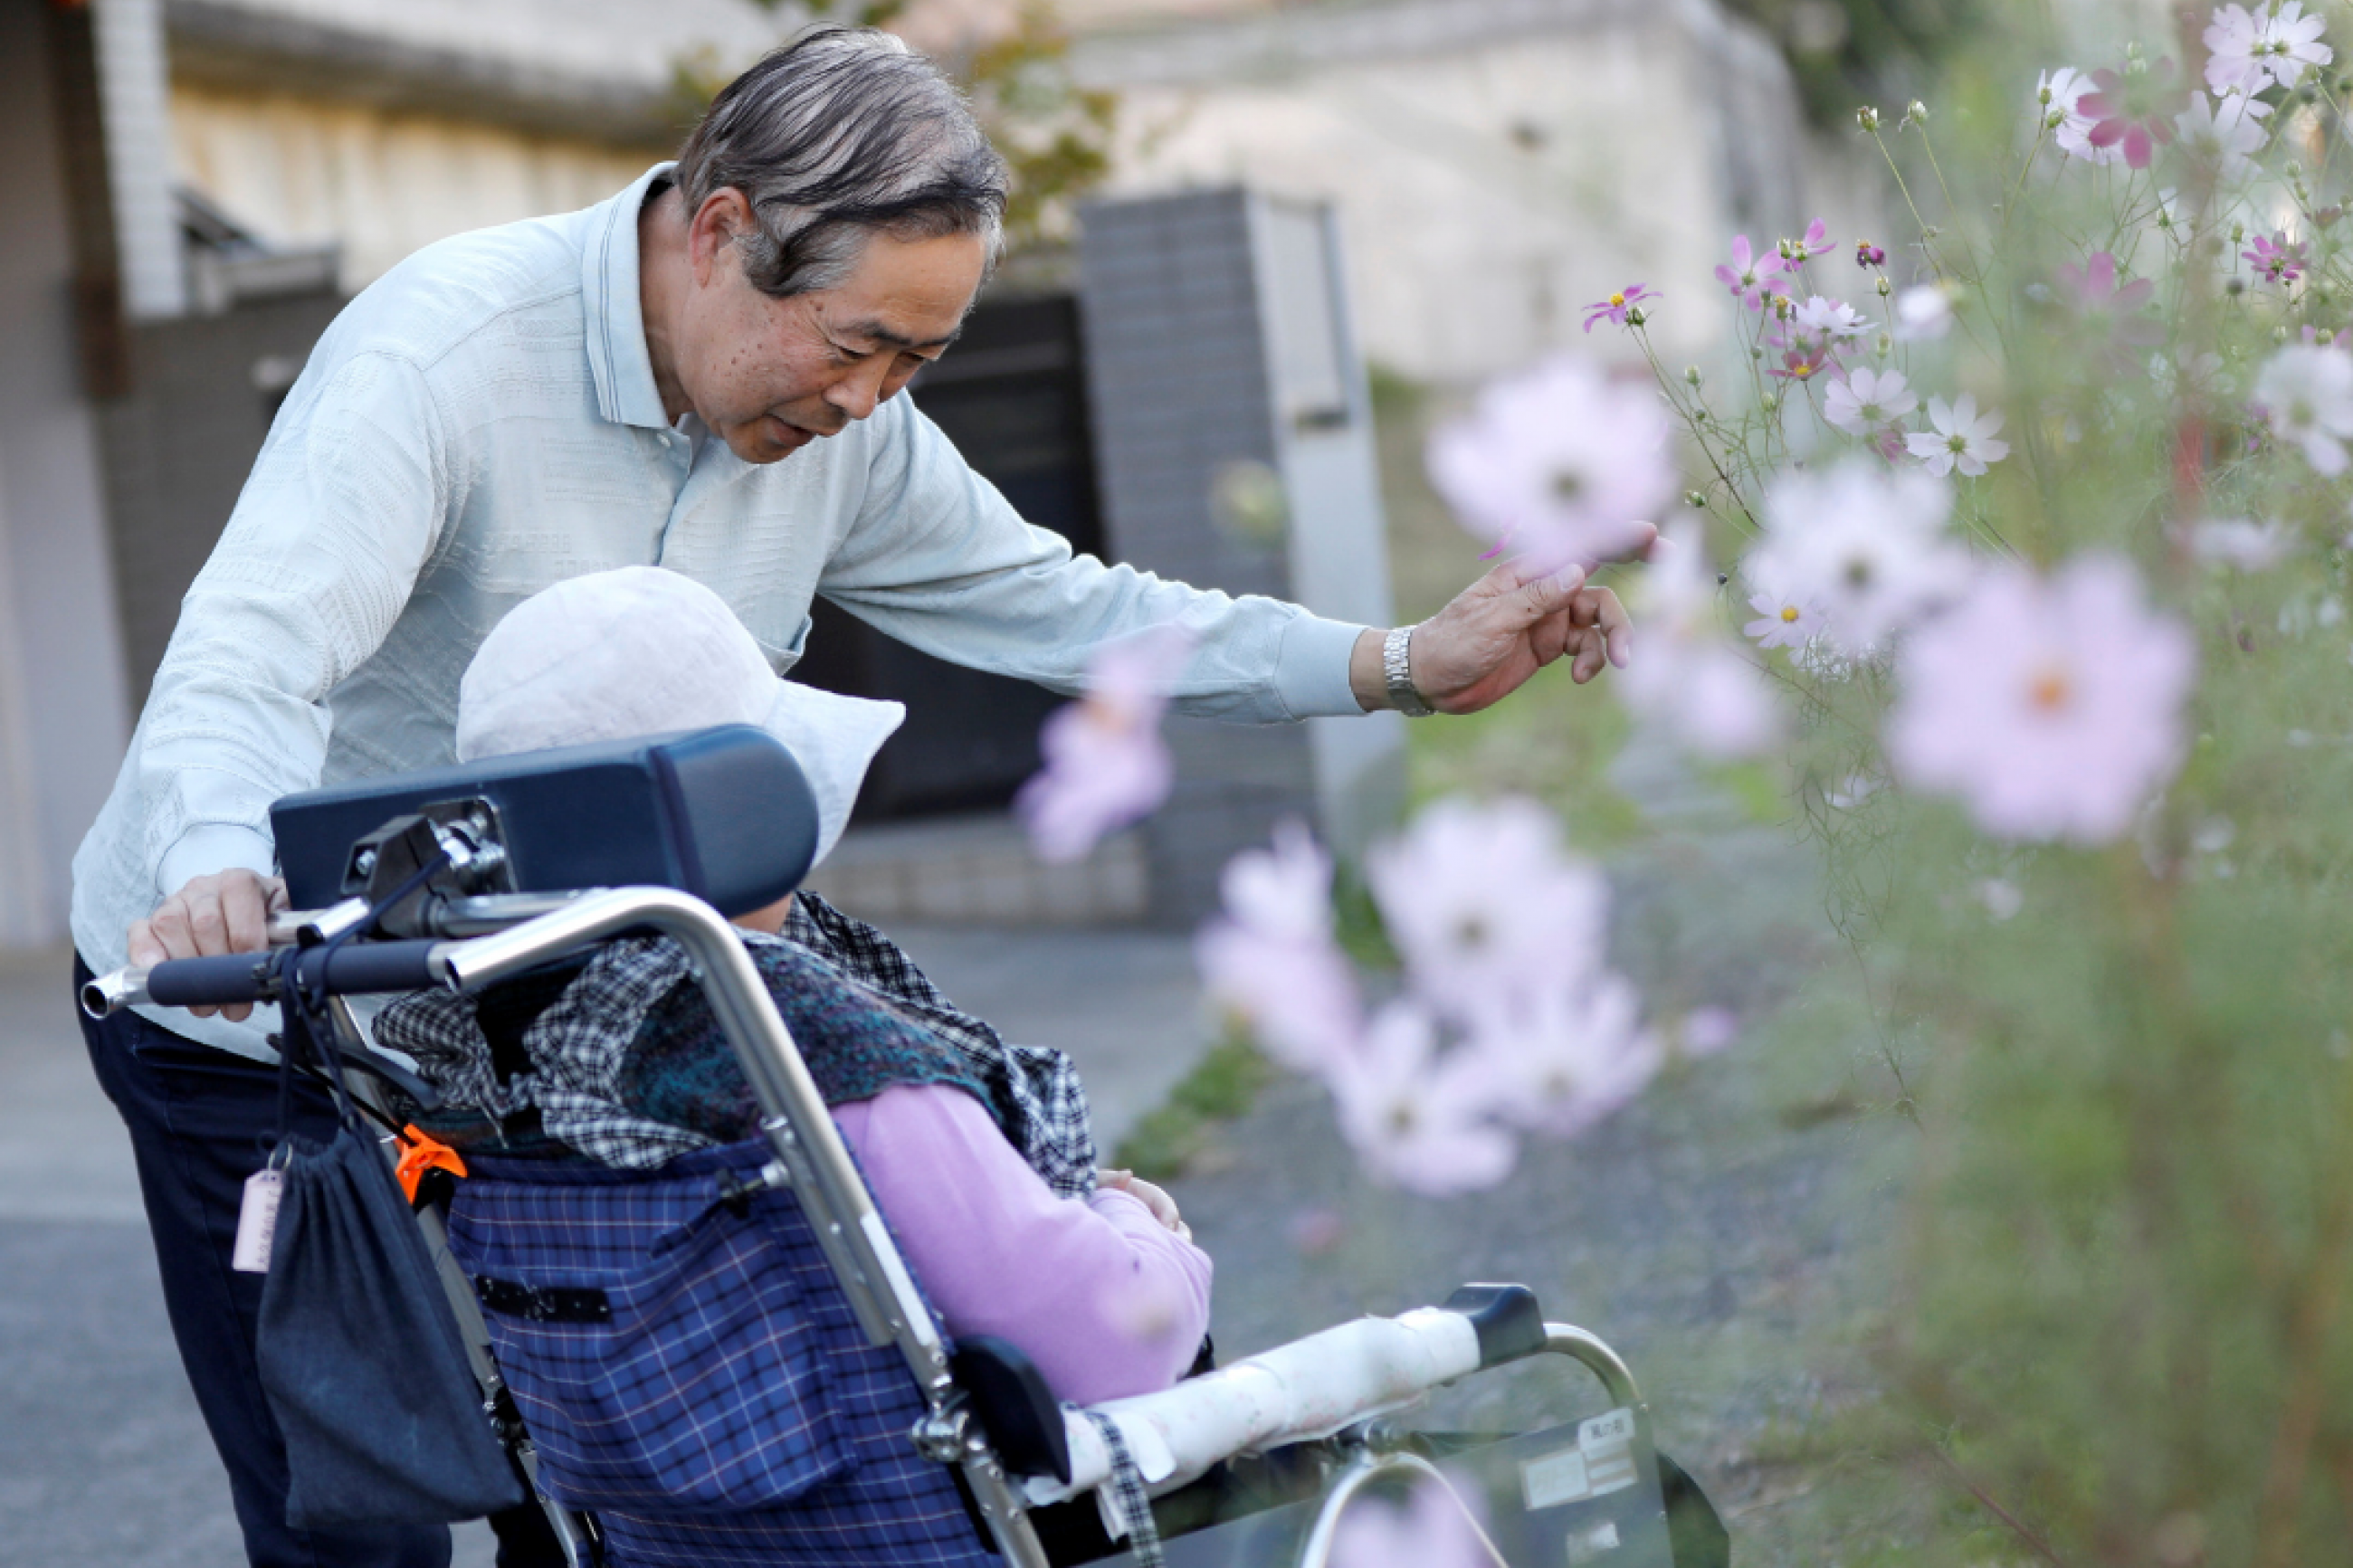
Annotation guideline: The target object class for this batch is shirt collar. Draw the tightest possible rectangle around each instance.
[582,162,681,431]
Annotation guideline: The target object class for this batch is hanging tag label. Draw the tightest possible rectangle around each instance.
[232,1168,283,1273]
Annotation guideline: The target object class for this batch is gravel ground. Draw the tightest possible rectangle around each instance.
[1160,794,1920,1563]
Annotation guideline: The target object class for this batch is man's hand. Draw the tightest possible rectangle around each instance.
[128,870,290,1022]
[1351,526,1656,716]
[1098,1167,1192,1243]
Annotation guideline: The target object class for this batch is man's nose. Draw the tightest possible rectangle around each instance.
[824,358,893,423]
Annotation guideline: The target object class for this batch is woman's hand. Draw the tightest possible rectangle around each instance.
[1098,1167,1192,1243]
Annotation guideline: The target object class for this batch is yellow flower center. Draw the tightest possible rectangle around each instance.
[2029,665,2072,711]
[1780,604,1801,623]
[1609,292,1626,308]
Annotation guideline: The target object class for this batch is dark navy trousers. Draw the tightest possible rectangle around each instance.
[73,955,458,1568]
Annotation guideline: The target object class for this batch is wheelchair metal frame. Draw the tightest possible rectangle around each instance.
[90,884,1655,1568]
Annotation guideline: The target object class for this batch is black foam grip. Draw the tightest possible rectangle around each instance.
[142,941,444,1009]
[1441,1282,1548,1369]
[143,953,276,1008]
[294,940,445,996]
[950,1336,1072,1485]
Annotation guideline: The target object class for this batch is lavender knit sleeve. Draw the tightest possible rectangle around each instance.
[833,1084,1212,1406]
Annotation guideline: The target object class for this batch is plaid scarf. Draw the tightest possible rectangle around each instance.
[375,892,1095,1193]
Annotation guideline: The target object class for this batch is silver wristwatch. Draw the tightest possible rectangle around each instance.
[1383,624,1434,717]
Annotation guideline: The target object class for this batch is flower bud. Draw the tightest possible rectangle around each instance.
[2231,221,2245,243]
[2037,82,2053,105]
[1906,100,1929,123]
[1683,365,1702,385]
[1684,489,1708,509]
[2044,108,2066,130]
[1625,305,1648,326]
[2225,275,2247,297]
[2275,324,2291,343]
[1874,331,1893,356]
[1857,105,1881,132]
[1876,275,1892,296]
[2125,39,2144,60]
[1749,346,1764,361]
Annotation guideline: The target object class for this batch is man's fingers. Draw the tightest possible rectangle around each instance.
[224,877,271,955]
[1569,627,1608,684]
[1587,586,1633,669]
[126,917,167,969]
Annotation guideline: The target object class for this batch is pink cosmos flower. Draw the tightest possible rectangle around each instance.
[2206,1,2331,93]
[1195,822,1363,1070]
[1767,344,1835,383]
[2244,231,2308,285]
[1326,1003,1519,1197]
[1425,356,1674,572]
[1329,1474,1493,1568]
[2041,66,2124,165]
[1581,282,1659,332]
[2057,252,2164,372]
[2182,517,2296,570]
[1714,234,1790,311]
[1855,240,1887,268]
[1016,625,1193,861]
[1459,974,1659,1139]
[1779,218,1834,265]
[1886,554,2196,845]
[1893,284,1955,341]
[2077,58,2188,169]
[1366,796,1610,1027]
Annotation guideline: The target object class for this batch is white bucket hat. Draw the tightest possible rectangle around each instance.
[455,565,903,869]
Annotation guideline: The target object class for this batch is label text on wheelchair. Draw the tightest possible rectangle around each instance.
[1521,1407,1640,1510]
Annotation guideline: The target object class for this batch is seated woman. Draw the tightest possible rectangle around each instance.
[376,566,1208,1407]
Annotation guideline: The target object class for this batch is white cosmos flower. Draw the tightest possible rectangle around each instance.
[1615,521,1783,759]
[2254,344,2353,474]
[1747,461,1970,657]
[1744,591,1829,650]
[2040,66,2124,165]
[1893,284,1955,341]
[1790,295,1872,341]
[1824,366,1919,437]
[1906,394,2011,477]
[2174,89,2272,179]
[1426,356,1674,571]
[2205,1,2331,93]
[2185,517,2297,570]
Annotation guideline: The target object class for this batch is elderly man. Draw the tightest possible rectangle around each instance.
[71,25,1638,1568]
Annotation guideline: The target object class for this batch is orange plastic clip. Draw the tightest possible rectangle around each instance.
[395,1124,468,1203]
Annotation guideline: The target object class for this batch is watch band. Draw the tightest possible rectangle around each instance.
[1383,625,1434,717]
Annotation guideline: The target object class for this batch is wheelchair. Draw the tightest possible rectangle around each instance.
[84,725,1721,1568]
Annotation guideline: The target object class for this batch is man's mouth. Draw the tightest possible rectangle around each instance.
[767,414,843,451]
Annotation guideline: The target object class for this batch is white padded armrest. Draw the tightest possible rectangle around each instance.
[1024,1307,1481,1508]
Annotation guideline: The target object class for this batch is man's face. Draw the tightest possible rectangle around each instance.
[675,195,986,464]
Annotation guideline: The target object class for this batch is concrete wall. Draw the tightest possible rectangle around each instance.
[168,82,662,291]
[0,0,136,946]
[1076,0,1876,389]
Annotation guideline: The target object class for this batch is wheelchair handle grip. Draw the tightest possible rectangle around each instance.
[85,940,456,1018]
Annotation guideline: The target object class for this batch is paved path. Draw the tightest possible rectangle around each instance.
[0,926,1213,1565]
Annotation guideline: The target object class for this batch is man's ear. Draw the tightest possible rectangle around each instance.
[687,187,756,289]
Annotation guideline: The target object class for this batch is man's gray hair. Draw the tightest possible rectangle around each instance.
[674,25,1009,299]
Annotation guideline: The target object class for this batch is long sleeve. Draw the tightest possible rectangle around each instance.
[816,397,1366,725]
[833,1083,1212,1406]
[136,349,452,899]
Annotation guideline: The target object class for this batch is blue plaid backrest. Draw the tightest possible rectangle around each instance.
[447,1140,1003,1568]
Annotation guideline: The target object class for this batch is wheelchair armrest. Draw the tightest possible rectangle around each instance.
[951,1336,1072,1485]
[1026,1294,1506,1506]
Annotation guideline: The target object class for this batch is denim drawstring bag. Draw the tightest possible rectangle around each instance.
[254,947,526,1527]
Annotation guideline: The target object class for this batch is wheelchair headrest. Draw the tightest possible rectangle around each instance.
[271,726,820,917]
